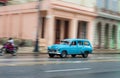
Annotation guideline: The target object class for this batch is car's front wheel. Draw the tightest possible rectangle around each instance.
[60,51,67,58]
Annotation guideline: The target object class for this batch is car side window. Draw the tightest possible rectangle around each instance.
[78,41,83,45]
[71,41,77,46]
[83,41,90,46]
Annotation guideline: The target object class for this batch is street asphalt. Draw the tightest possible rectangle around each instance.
[0,54,120,78]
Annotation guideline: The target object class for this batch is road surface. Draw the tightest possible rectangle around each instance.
[0,54,120,78]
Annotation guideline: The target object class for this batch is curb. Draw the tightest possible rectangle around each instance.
[92,53,120,54]
[16,52,120,55]
[16,52,48,55]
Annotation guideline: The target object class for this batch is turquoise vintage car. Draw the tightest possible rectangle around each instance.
[48,39,93,58]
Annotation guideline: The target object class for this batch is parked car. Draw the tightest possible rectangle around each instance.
[48,38,93,58]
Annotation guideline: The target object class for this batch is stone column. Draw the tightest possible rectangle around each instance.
[8,14,12,37]
[69,18,78,38]
[60,20,65,40]
[117,24,120,49]
[93,24,98,48]
[100,24,105,49]
[19,13,23,39]
[6,14,10,37]
[3,15,7,37]
[108,25,112,49]
[87,20,95,45]
[115,26,118,49]
[45,14,55,46]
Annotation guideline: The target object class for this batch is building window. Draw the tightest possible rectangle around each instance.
[78,41,83,45]
[71,41,77,46]
[83,41,90,46]
[112,0,118,12]
[96,0,104,8]
[41,17,46,38]
[104,0,109,9]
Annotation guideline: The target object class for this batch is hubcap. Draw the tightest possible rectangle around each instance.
[62,52,66,57]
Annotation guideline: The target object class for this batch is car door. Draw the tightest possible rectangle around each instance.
[70,41,78,54]
[77,41,83,54]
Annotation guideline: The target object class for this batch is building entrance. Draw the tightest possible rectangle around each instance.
[55,19,69,44]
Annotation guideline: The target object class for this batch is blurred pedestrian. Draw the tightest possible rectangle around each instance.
[7,37,14,46]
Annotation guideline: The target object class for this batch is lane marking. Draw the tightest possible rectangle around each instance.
[0,61,82,67]
[0,57,120,67]
[0,59,120,67]
[1,56,120,61]
[45,68,91,73]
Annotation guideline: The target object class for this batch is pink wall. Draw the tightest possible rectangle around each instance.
[0,0,97,46]
[0,0,50,40]
[0,2,39,40]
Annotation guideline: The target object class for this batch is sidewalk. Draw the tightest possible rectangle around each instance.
[0,45,47,55]
[17,47,47,55]
[17,47,120,55]
[1,45,120,55]
[93,49,120,54]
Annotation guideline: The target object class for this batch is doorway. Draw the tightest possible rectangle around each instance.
[55,19,70,44]
[77,21,87,39]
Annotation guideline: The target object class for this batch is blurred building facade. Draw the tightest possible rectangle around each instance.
[0,0,120,52]
[61,0,120,49]
[0,0,96,47]
[94,0,120,49]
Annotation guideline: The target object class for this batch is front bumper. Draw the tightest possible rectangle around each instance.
[48,51,61,54]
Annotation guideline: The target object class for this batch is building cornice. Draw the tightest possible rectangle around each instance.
[98,12,120,21]
[51,0,97,17]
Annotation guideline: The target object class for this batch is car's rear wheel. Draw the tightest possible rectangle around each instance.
[71,54,76,58]
[82,52,89,58]
[60,51,67,58]
[49,54,55,58]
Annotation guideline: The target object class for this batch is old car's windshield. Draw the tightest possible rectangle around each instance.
[60,41,70,45]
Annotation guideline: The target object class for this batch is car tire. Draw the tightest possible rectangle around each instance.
[82,52,88,58]
[49,54,55,58]
[71,54,76,58]
[60,51,67,58]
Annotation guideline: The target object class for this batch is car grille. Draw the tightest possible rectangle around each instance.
[49,49,57,52]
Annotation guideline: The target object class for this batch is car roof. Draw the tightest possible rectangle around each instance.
[63,38,90,42]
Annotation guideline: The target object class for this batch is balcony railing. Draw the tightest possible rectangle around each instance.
[95,7,120,16]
